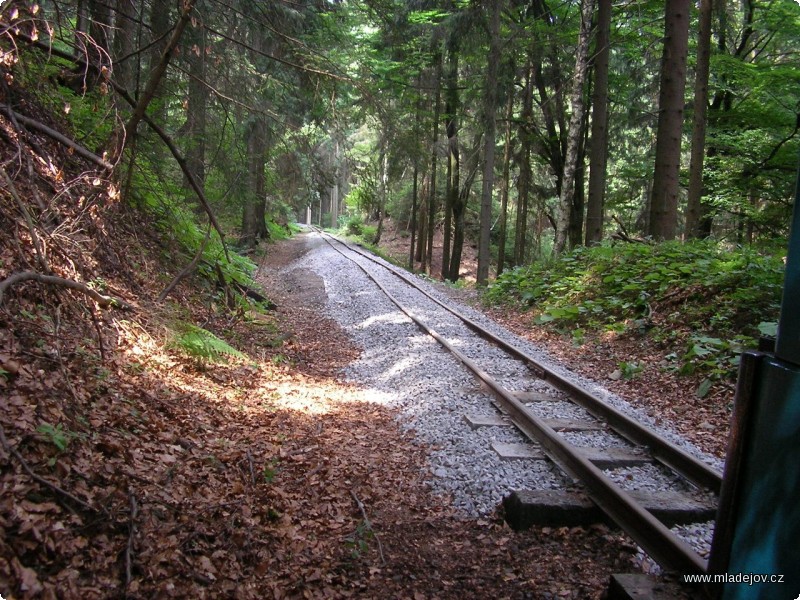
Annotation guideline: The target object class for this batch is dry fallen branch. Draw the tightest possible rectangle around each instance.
[0,165,49,271]
[0,423,106,516]
[0,105,114,170]
[611,214,649,244]
[0,270,134,309]
[246,449,256,485]
[125,490,138,592]
[157,222,212,302]
[350,489,386,565]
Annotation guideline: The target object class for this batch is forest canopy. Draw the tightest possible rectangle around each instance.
[0,0,799,284]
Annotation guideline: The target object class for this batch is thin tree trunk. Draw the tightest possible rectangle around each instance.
[416,175,428,264]
[585,0,611,245]
[648,0,691,240]
[116,0,196,158]
[497,92,513,277]
[554,0,595,255]
[444,42,460,281]
[515,61,533,266]
[375,139,388,245]
[477,0,501,285]
[685,0,713,239]
[410,161,418,270]
[442,136,452,278]
[427,57,442,275]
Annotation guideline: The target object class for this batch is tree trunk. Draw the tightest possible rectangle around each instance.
[497,91,514,277]
[450,134,482,281]
[514,61,533,266]
[428,57,442,275]
[585,0,611,245]
[375,138,388,245]
[88,0,113,67]
[410,161,419,270]
[416,175,428,264]
[114,0,195,160]
[554,0,595,255]
[531,0,566,200]
[112,0,137,92]
[182,1,207,209]
[411,74,422,270]
[443,41,460,281]
[569,115,589,248]
[242,118,268,246]
[648,0,691,240]
[685,0,712,239]
[477,0,501,285]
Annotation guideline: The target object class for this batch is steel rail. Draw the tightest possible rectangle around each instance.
[324,232,723,494]
[315,230,709,574]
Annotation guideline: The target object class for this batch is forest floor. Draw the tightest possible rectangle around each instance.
[1,219,696,599]
[1,87,712,595]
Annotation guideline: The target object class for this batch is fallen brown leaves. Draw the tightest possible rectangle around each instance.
[1,75,644,598]
[1,218,643,599]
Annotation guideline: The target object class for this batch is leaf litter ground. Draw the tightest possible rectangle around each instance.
[2,219,647,598]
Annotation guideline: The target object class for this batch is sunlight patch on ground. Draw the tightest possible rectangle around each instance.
[385,355,424,378]
[354,311,411,330]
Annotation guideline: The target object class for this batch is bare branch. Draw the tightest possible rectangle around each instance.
[0,106,114,170]
[0,270,134,309]
[349,490,385,565]
[112,85,229,261]
[157,222,212,301]
[119,0,197,155]
[0,165,49,271]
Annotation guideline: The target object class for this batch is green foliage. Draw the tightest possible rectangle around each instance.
[130,166,257,292]
[339,214,378,245]
[267,220,292,242]
[343,214,365,236]
[485,240,785,385]
[169,323,246,364]
[345,181,378,215]
[344,520,375,559]
[262,458,280,483]
[617,361,644,380]
[37,423,77,452]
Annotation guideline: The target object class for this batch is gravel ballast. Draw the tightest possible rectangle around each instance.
[289,232,720,557]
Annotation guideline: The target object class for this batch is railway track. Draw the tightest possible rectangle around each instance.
[311,228,721,575]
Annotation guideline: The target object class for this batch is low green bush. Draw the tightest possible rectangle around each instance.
[485,240,785,390]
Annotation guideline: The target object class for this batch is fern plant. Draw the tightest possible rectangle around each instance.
[169,323,246,364]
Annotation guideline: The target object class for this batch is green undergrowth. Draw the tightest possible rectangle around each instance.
[485,240,785,394]
[130,167,258,292]
[338,215,403,267]
[168,322,247,365]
